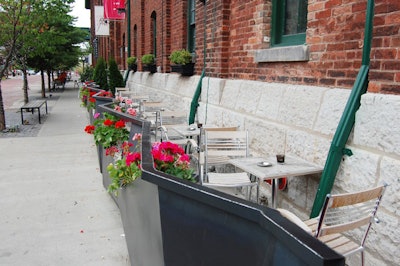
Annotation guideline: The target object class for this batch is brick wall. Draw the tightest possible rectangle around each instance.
[369,0,400,94]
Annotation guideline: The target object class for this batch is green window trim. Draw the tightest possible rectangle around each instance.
[188,0,196,53]
[151,12,157,57]
[271,0,307,47]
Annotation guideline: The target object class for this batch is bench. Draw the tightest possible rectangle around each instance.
[20,100,48,124]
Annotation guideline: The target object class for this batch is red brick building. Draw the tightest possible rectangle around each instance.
[88,0,399,94]
[86,1,400,264]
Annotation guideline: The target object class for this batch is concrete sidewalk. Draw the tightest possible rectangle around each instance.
[0,81,130,265]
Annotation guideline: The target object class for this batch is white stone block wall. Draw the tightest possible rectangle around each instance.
[127,71,399,266]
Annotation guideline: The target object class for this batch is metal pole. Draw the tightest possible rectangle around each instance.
[310,0,374,218]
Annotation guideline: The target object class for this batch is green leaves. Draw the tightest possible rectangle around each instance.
[93,113,129,148]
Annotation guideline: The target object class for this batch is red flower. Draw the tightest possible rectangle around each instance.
[89,97,96,103]
[105,146,119,156]
[103,119,114,126]
[115,120,126,128]
[125,152,141,166]
[84,125,95,134]
[121,141,133,156]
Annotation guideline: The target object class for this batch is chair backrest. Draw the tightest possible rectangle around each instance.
[202,130,248,174]
[204,130,248,158]
[204,126,238,131]
[315,185,386,245]
[158,111,188,141]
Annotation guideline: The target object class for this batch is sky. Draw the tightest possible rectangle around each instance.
[69,1,91,28]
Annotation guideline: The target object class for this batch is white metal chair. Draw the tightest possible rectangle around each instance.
[157,111,189,143]
[190,129,258,200]
[278,184,387,265]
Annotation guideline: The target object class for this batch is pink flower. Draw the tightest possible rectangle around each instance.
[132,133,142,141]
[114,105,122,112]
[125,99,133,105]
[127,108,137,116]
[93,112,100,119]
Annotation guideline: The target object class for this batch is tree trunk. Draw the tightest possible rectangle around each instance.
[41,70,46,98]
[0,82,5,131]
[47,70,52,93]
[23,69,29,104]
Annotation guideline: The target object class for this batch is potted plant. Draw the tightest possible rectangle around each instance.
[127,56,137,72]
[107,133,195,196]
[141,54,156,73]
[169,49,195,76]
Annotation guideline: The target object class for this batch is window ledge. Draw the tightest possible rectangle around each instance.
[255,45,309,63]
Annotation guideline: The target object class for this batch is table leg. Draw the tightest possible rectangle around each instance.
[271,179,277,208]
[20,109,24,124]
[38,108,41,124]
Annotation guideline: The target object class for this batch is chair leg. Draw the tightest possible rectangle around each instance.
[361,251,364,266]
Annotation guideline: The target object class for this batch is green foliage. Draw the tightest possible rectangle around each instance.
[127,56,137,68]
[80,66,94,82]
[93,57,108,90]
[108,58,124,95]
[141,54,155,65]
[93,113,129,148]
[107,158,141,196]
[169,49,193,65]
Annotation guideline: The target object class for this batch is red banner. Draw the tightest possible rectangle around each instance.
[104,0,125,20]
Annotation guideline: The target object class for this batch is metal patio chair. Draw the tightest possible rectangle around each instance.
[189,129,258,200]
[278,184,387,265]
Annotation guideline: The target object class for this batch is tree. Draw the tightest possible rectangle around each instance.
[24,0,85,95]
[93,57,108,90]
[108,58,124,96]
[0,0,33,131]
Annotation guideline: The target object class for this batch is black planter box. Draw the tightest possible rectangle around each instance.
[171,63,195,76]
[129,64,138,72]
[143,64,157,73]
[95,111,345,266]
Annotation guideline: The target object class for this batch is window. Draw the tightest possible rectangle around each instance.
[133,25,138,57]
[271,0,308,47]
[151,12,157,57]
[188,0,196,53]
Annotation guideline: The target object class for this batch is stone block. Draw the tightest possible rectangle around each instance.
[314,88,350,135]
[354,93,400,155]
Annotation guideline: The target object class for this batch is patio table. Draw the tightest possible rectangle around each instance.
[229,156,323,208]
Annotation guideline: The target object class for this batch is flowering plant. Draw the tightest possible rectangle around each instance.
[151,141,194,181]
[79,87,97,110]
[113,96,138,116]
[106,134,195,195]
[80,87,113,110]
[107,137,142,195]
[84,112,130,148]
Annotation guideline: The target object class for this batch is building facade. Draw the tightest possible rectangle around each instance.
[87,1,399,265]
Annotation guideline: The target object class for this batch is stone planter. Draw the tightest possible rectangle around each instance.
[170,63,195,76]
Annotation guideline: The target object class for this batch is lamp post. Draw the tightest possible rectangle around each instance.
[80,56,86,70]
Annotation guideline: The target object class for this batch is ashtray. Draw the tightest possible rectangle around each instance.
[257,161,272,167]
